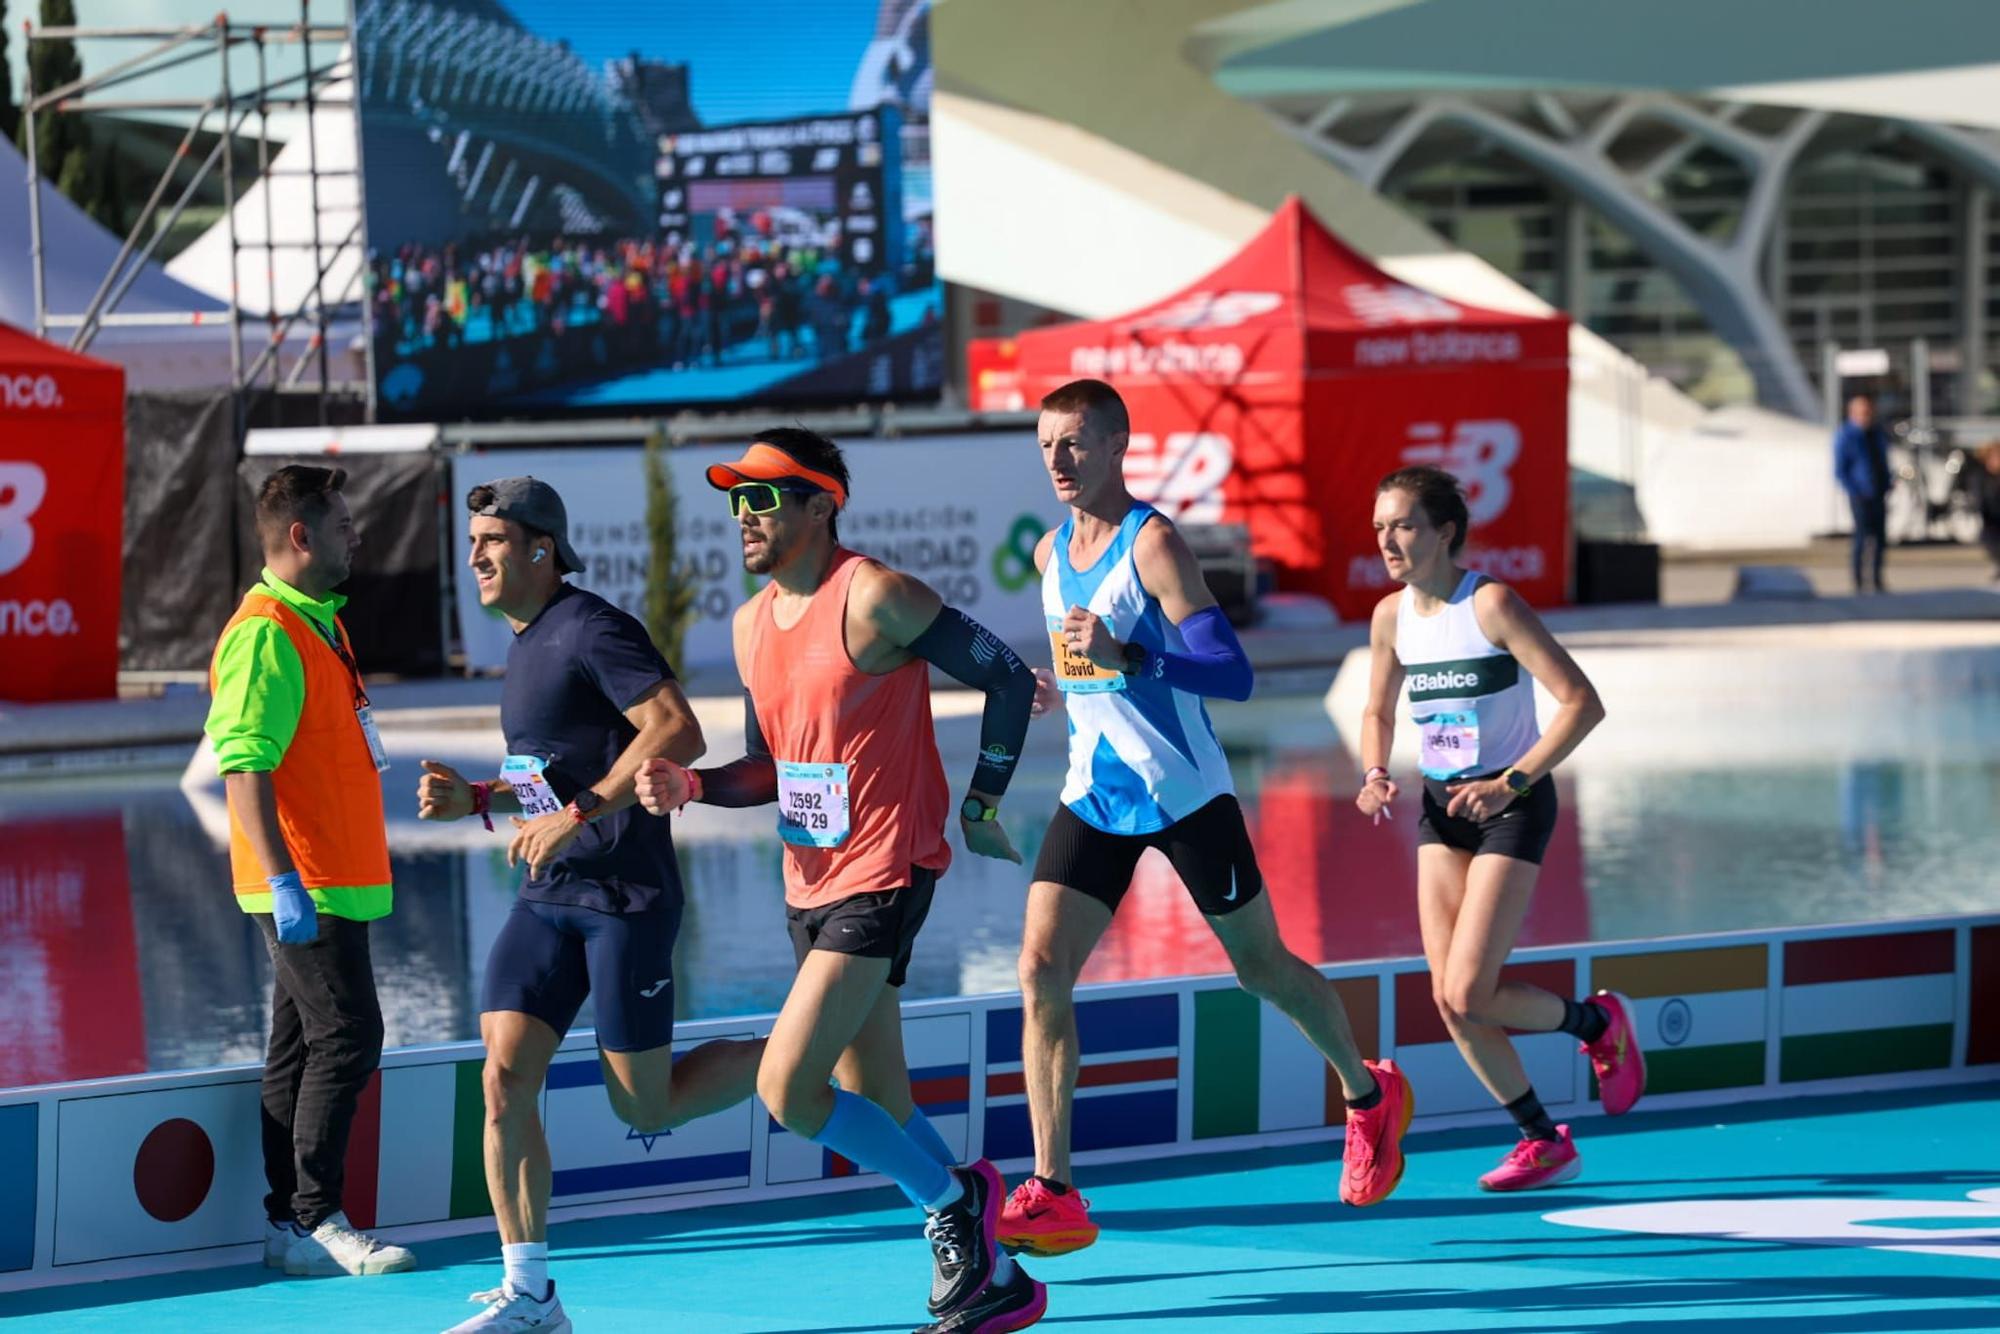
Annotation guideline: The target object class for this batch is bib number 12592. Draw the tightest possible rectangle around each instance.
[777,761,850,848]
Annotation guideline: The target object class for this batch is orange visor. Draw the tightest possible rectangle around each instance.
[703,443,848,508]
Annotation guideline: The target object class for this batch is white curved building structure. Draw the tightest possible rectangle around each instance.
[932,0,2000,547]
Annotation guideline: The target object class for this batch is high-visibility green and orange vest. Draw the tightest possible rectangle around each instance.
[204,571,392,920]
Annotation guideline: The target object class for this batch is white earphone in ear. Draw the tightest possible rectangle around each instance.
[532,549,545,564]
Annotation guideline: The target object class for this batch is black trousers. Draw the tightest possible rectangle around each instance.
[253,913,384,1229]
[1848,493,1888,591]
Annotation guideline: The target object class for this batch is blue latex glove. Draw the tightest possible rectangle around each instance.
[268,871,319,945]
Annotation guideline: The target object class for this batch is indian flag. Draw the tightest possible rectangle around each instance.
[1590,943,1768,1095]
[1780,929,1956,1083]
[1191,976,1378,1139]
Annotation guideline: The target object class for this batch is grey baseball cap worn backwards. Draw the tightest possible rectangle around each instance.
[472,476,585,574]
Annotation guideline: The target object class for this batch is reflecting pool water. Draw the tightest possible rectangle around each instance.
[4,691,1995,1088]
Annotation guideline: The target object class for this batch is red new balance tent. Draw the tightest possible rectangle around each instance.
[0,323,125,701]
[1000,197,1570,619]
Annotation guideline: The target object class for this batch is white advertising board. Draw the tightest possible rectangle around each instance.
[450,433,1062,676]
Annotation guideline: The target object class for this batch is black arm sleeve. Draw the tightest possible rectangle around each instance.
[908,605,1036,799]
[692,690,778,807]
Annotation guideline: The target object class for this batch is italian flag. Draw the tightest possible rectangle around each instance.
[1190,976,1379,1138]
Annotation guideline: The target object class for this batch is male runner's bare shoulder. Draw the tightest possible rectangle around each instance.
[843,558,945,670]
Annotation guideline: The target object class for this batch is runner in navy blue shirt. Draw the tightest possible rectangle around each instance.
[500,577,682,914]
[416,477,763,1334]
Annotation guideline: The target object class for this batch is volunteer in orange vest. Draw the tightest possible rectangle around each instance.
[204,465,415,1279]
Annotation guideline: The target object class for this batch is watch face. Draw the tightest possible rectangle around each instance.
[961,798,988,822]
[572,789,605,814]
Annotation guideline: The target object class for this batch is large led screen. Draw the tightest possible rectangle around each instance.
[352,0,939,421]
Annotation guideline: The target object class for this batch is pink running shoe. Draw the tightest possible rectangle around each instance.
[1340,1058,1414,1207]
[1584,990,1647,1116]
[996,1176,1097,1257]
[1477,1126,1581,1192]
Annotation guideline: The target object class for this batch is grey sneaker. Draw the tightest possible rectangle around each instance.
[283,1211,417,1276]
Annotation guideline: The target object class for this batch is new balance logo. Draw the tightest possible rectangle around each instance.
[639,978,670,998]
[1403,419,1519,525]
[1345,283,1462,327]
[0,461,48,576]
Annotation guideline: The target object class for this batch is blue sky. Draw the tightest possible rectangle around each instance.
[7,0,883,129]
[501,0,880,124]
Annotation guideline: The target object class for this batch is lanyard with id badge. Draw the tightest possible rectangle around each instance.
[777,761,850,848]
[312,614,389,773]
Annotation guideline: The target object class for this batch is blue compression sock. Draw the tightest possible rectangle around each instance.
[901,1107,958,1169]
[814,1090,959,1211]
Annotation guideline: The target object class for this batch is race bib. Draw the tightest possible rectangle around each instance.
[501,753,563,817]
[1419,710,1480,779]
[1047,615,1126,694]
[777,760,850,848]
[355,706,390,773]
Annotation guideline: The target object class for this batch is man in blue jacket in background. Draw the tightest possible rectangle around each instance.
[1833,394,1892,594]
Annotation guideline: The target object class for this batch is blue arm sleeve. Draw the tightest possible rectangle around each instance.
[694,691,777,807]
[908,605,1035,797]
[1156,605,1254,702]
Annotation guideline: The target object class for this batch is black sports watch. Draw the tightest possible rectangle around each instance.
[568,788,607,824]
[1120,642,1150,678]
[960,796,999,823]
[1501,767,1534,797]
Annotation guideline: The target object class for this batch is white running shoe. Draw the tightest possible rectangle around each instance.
[444,1282,571,1333]
[264,1220,301,1269]
[283,1211,417,1276]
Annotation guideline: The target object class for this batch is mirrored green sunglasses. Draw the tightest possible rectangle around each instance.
[727,481,822,518]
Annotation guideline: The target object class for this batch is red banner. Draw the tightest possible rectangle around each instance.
[1001,199,1570,624]
[1303,361,1570,618]
[0,327,125,702]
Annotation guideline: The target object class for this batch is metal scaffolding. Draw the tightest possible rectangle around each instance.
[22,3,361,426]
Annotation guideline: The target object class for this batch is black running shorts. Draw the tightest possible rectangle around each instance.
[1416,773,1559,864]
[1032,795,1263,917]
[786,867,938,988]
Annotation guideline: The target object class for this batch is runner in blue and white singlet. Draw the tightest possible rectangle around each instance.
[1040,500,1234,834]
[998,379,1414,1261]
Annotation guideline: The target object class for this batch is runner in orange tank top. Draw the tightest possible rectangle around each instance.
[635,429,1048,1333]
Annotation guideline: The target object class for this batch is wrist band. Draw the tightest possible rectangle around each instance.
[1363,766,1390,785]
[470,781,494,832]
